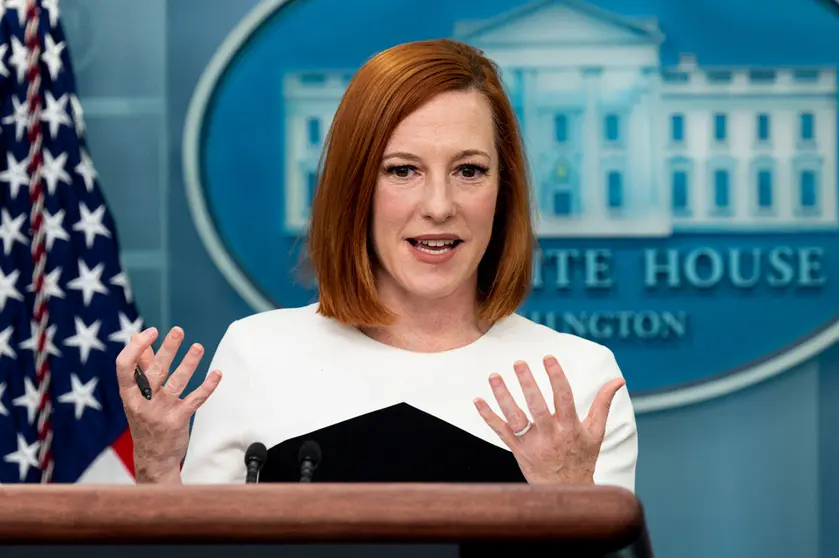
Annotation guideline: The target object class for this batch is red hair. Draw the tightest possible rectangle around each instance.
[307,39,534,327]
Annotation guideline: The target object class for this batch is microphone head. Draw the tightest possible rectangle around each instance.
[245,441,267,465]
[298,440,321,466]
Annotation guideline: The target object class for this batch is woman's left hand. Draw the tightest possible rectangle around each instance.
[473,355,625,485]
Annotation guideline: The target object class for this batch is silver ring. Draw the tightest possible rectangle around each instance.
[513,420,533,437]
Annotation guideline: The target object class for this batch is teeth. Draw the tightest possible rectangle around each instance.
[413,238,457,255]
[416,244,452,254]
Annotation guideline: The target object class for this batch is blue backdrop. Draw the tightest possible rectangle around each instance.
[64,0,839,556]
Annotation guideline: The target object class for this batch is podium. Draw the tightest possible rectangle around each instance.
[0,484,654,557]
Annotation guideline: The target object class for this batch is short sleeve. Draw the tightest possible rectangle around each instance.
[592,347,639,493]
[180,320,249,484]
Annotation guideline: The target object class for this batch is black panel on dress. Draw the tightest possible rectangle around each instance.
[258,402,526,483]
[258,403,632,556]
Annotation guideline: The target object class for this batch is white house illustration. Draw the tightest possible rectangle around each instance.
[282,0,838,238]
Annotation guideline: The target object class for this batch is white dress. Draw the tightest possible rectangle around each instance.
[180,303,638,492]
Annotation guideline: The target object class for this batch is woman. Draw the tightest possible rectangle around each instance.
[116,38,638,491]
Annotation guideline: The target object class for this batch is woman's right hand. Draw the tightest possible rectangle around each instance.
[115,326,223,484]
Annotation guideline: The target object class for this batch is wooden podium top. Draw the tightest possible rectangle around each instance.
[0,483,647,549]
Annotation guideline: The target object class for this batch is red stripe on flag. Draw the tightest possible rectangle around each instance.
[111,428,135,477]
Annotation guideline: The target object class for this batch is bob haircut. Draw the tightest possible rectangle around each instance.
[307,38,534,327]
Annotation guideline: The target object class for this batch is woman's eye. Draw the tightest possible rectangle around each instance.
[388,165,415,178]
[458,164,488,179]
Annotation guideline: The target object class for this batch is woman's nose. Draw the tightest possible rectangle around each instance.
[420,174,457,222]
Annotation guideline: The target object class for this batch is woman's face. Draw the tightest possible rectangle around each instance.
[370,89,499,306]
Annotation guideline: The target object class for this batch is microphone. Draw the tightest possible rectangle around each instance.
[298,440,321,483]
[244,442,267,484]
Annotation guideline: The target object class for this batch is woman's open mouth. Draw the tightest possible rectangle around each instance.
[408,238,463,254]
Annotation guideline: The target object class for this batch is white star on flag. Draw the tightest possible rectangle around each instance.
[58,374,102,420]
[3,96,28,141]
[42,148,72,195]
[8,35,28,83]
[74,149,97,192]
[3,434,40,481]
[0,267,22,310]
[0,44,8,79]
[20,320,62,358]
[42,34,65,81]
[67,260,109,306]
[0,209,27,255]
[26,267,65,301]
[108,312,143,345]
[43,209,71,250]
[42,0,61,28]
[12,377,41,425]
[0,382,8,416]
[73,203,111,248]
[0,326,16,361]
[63,317,106,364]
[110,271,134,304]
[5,0,28,26]
[41,92,72,139]
[70,94,85,137]
[0,152,29,198]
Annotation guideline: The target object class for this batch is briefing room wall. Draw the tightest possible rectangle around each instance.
[59,0,839,557]
[60,0,169,335]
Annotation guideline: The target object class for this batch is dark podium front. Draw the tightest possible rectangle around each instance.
[0,484,653,557]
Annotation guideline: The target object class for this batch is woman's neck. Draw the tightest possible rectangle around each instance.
[360,282,491,353]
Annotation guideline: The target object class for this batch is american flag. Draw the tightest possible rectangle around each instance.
[0,0,138,483]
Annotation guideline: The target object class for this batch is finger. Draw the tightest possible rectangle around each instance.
[488,373,530,432]
[137,343,155,372]
[513,361,552,426]
[473,397,517,448]
[543,355,577,424]
[182,369,223,415]
[582,378,626,442]
[133,335,156,398]
[162,343,205,397]
[115,327,158,393]
[146,326,186,389]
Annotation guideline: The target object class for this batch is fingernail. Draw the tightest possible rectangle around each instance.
[489,373,502,385]
[544,355,557,366]
[144,327,157,338]
[473,398,481,407]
